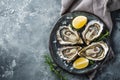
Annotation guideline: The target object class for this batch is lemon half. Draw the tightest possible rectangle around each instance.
[72,16,87,29]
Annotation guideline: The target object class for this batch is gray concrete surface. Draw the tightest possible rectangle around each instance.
[0,0,120,80]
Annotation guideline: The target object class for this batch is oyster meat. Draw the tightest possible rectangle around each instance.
[57,25,83,45]
[82,20,103,45]
[78,41,109,61]
[58,46,82,62]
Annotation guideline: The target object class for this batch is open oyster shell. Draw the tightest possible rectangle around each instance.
[82,20,103,45]
[78,41,109,61]
[58,46,82,62]
[57,25,83,45]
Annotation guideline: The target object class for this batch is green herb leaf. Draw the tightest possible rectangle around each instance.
[89,60,94,65]
[44,55,67,80]
[97,30,109,41]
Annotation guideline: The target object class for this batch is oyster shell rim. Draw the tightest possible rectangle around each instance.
[82,20,104,45]
[78,41,109,61]
[57,46,82,62]
[56,25,83,45]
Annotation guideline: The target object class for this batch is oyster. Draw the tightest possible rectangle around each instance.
[78,41,109,61]
[82,20,103,45]
[58,46,82,62]
[57,25,83,45]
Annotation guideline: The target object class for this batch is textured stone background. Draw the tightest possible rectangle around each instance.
[0,0,120,80]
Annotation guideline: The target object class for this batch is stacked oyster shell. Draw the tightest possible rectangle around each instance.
[56,17,109,69]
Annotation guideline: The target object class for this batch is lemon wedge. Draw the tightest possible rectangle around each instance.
[73,57,89,69]
[72,16,87,29]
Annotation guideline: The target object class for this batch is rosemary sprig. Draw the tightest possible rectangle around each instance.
[44,55,67,80]
[97,30,109,41]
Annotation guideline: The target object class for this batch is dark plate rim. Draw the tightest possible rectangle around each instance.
[49,11,110,75]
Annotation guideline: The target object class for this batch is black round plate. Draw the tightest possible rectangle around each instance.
[49,11,110,74]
